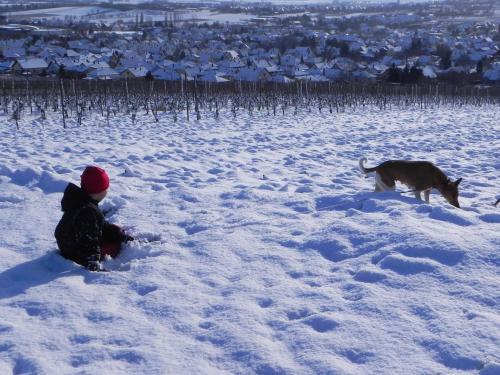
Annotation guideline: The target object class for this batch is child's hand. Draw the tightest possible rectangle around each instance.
[122,234,134,242]
[86,260,102,272]
[118,229,134,242]
[86,254,103,272]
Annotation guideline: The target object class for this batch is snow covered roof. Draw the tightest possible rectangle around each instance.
[66,49,80,58]
[122,67,149,78]
[483,63,500,81]
[87,67,119,79]
[423,66,437,79]
[235,68,269,82]
[15,58,48,70]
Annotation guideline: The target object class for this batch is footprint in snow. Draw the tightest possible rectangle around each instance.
[396,245,465,266]
[295,185,314,193]
[207,167,224,175]
[257,298,273,308]
[410,305,436,322]
[0,324,13,333]
[198,321,215,330]
[178,221,209,235]
[286,308,314,321]
[353,270,387,283]
[303,315,339,333]
[341,348,375,364]
[379,254,437,275]
[419,338,484,371]
[132,284,158,296]
[69,334,94,345]
[12,358,39,374]
[284,200,312,213]
[85,310,116,323]
[9,301,63,320]
[111,350,146,364]
[0,194,24,204]
[341,283,366,301]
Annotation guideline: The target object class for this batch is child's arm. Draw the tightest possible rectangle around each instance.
[102,222,134,243]
[74,207,102,270]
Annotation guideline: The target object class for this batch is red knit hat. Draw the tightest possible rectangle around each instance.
[81,166,110,194]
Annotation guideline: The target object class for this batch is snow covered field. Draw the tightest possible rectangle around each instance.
[5,6,109,19]
[0,105,499,374]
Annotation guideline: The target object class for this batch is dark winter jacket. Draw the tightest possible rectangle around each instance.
[54,183,108,267]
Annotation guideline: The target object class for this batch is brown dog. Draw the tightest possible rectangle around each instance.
[359,158,462,208]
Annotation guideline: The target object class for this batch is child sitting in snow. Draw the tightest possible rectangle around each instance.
[55,166,133,271]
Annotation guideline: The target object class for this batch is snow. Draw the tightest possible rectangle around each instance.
[0,104,499,374]
[423,65,437,79]
[16,58,48,70]
[6,6,109,19]
[484,64,500,82]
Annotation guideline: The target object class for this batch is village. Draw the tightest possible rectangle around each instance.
[0,0,499,84]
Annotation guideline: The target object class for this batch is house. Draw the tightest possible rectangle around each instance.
[0,60,14,74]
[324,67,344,80]
[293,47,314,59]
[366,63,388,76]
[234,68,270,82]
[120,67,149,79]
[351,70,376,81]
[198,71,229,83]
[270,75,294,83]
[12,58,48,75]
[152,68,182,81]
[483,62,500,82]
[298,75,329,82]
[222,50,240,61]
[308,62,330,76]
[331,57,358,72]
[219,60,246,75]
[2,46,26,59]
[63,65,88,79]
[66,49,80,58]
[87,67,120,80]
[288,66,310,78]
[281,54,300,67]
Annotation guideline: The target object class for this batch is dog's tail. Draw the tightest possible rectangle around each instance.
[358,157,378,174]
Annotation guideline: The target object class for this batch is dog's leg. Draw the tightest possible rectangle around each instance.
[375,173,393,192]
[414,190,422,201]
[373,173,382,191]
[424,189,431,203]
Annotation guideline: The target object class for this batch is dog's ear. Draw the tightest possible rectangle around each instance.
[454,178,463,187]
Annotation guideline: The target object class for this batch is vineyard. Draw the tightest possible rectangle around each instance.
[3,78,500,129]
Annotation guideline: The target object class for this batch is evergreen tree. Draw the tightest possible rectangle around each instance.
[388,63,400,83]
[476,59,483,75]
[340,42,349,57]
[58,64,66,79]
[440,51,452,70]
